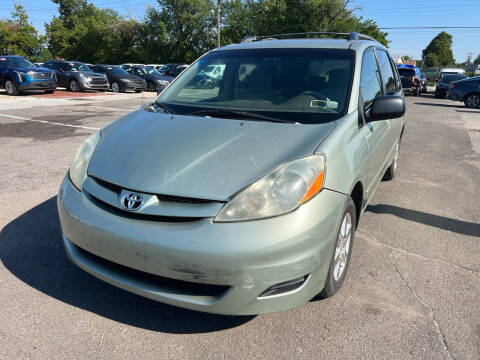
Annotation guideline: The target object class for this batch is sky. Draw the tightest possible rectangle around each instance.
[0,0,479,62]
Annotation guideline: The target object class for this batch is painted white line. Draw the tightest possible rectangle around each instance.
[0,113,99,130]
[88,105,139,112]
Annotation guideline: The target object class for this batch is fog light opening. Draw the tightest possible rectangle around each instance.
[258,275,308,298]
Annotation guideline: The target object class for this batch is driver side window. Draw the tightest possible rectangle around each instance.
[360,48,382,111]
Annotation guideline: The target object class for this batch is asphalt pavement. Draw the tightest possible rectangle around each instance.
[0,90,479,360]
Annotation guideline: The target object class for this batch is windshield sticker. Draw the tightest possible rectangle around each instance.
[310,99,339,109]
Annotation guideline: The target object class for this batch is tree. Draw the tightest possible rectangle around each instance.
[422,31,455,67]
[221,0,389,46]
[0,4,47,60]
[474,54,480,65]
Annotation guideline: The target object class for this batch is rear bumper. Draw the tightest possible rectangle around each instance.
[57,175,346,315]
[448,89,464,101]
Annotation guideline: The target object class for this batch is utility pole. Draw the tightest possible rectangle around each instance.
[217,0,221,47]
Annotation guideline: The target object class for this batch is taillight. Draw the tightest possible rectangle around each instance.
[413,77,419,84]
[450,83,456,88]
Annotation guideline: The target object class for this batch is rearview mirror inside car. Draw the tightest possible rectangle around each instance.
[369,95,405,121]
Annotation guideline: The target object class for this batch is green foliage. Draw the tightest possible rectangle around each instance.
[474,54,480,65]
[5,0,389,64]
[0,4,48,60]
[422,31,455,67]
[222,0,388,46]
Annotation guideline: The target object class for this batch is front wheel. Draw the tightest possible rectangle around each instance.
[5,79,19,96]
[147,81,156,92]
[383,141,399,181]
[464,93,480,108]
[111,82,120,93]
[69,79,79,92]
[320,199,356,298]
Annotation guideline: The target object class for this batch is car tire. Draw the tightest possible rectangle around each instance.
[319,198,356,298]
[464,93,480,108]
[383,141,400,181]
[44,90,55,94]
[147,81,156,92]
[111,82,120,93]
[69,79,79,92]
[5,79,19,96]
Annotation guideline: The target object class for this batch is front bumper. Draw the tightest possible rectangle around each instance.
[121,82,147,91]
[79,79,109,91]
[57,175,346,315]
[18,80,57,91]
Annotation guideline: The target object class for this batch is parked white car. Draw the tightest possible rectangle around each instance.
[438,68,465,80]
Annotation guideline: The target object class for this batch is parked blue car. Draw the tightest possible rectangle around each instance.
[0,55,57,95]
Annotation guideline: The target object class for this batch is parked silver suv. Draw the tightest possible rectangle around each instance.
[58,33,405,315]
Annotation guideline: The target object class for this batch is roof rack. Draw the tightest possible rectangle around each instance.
[240,32,376,43]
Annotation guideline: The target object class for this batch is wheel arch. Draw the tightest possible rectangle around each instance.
[350,181,364,228]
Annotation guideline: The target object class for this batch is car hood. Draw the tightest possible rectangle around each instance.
[88,110,335,200]
[13,67,52,73]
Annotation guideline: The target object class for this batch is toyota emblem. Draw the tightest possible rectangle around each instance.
[121,192,144,211]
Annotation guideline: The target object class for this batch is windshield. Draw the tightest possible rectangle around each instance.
[441,74,466,82]
[107,67,129,75]
[145,68,162,76]
[1,56,36,68]
[398,68,416,77]
[64,62,91,71]
[156,48,354,124]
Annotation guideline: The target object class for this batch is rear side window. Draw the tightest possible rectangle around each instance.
[376,49,397,93]
[360,48,382,110]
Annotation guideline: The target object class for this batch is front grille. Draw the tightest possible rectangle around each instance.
[87,192,203,222]
[91,77,107,85]
[31,72,52,80]
[92,177,220,204]
[72,242,231,297]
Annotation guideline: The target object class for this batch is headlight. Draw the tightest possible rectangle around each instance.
[215,154,326,222]
[69,131,101,190]
[157,80,169,86]
[121,79,131,83]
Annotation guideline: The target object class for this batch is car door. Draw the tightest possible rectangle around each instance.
[53,62,67,87]
[359,47,390,198]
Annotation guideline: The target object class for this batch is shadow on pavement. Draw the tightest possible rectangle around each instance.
[367,204,480,237]
[0,197,254,333]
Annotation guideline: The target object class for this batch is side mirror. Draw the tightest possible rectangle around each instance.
[369,95,405,121]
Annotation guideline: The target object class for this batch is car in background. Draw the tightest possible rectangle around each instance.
[92,64,146,93]
[420,73,428,93]
[437,68,465,80]
[122,65,173,92]
[146,64,164,70]
[434,73,467,98]
[43,60,109,92]
[121,63,144,72]
[34,62,44,67]
[0,55,57,95]
[158,63,187,77]
[448,76,480,108]
[397,65,422,96]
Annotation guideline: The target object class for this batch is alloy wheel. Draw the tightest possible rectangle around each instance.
[147,82,156,92]
[466,94,480,108]
[333,212,352,281]
[5,80,14,95]
[70,80,79,92]
[112,82,120,92]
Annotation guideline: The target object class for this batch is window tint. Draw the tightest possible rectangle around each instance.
[376,49,397,93]
[360,48,382,109]
[44,62,53,69]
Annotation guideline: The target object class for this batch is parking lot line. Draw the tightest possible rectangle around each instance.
[0,113,99,131]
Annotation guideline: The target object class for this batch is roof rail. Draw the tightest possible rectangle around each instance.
[240,32,376,43]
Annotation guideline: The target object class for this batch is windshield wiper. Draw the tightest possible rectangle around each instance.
[188,109,294,123]
[146,102,175,114]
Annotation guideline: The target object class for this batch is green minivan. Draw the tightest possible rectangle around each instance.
[58,32,405,315]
